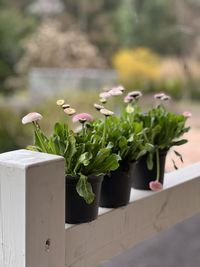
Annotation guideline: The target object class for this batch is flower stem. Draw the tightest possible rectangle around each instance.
[82,122,85,138]
[102,116,107,148]
[156,149,160,182]
[33,122,47,153]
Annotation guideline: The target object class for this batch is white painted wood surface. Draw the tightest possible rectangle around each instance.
[65,162,200,267]
[0,149,65,267]
[0,149,200,267]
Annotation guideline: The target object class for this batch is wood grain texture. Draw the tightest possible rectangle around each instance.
[65,162,200,267]
[0,150,65,267]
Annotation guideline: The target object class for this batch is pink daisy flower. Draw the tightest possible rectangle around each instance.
[161,95,171,101]
[109,88,123,96]
[22,112,43,124]
[100,108,114,116]
[128,90,142,99]
[72,113,93,123]
[109,85,125,95]
[183,111,192,118]
[94,103,105,111]
[154,93,165,100]
[99,92,112,99]
[116,85,125,91]
[124,95,134,103]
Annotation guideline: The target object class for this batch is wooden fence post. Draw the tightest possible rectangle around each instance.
[0,149,65,267]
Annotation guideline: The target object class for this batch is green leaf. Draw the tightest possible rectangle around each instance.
[54,122,68,140]
[86,148,111,171]
[34,130,48,153]
[172,159,178,170]
[171,139,188,146]
[147,153,153,170]
[106,142,114,149]
[119,136,127,149]
[65,134,77,169]
[76,175,95,204]
[78,152,93,166]
[145,143,154,152]
[26,145,40,151]
[74,152,92,174]
[174,150,184,163]
[100,153,121,173]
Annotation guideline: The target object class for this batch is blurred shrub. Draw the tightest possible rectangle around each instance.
[0,107,31,153]
[159,57,200,99]
[0,8,36,94]
[113,48,200,100]
[113,47,160,88]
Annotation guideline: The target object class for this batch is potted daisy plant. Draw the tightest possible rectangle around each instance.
[22,101,120,224]
[132,93,191,191]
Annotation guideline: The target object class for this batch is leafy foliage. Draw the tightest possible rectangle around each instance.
[135,105,190,169]
[90,115,148,163]
[28,122,120,204]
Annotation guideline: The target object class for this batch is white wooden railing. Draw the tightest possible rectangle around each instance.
[0,149,200,267]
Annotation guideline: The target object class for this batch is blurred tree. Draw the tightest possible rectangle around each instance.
[173,0,200,99]
[17,20,106,74]
[0,8,36,94]
[115,0,183,55]
[115,0,137,47]
[62,0,119,62]
[4,0,32,10]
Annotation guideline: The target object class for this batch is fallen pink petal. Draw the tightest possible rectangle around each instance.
[149,181,163,191]
[22,112,43,124]
[72,113,94,123]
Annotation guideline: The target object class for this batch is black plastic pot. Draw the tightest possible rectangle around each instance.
[132,150,168,190]
[100,162,133,208]
[65,175,103,224]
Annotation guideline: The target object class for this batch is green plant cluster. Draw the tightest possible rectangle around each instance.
[134,105,190,170]
[90,114,150,164]
[23,90,191,203]
[28,122,120,204]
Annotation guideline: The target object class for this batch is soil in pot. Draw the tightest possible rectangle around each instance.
[65,175,103,224]
[132,150,167,190]
[100,161,133,208]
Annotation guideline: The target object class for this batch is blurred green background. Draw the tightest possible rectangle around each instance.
[0,0,200,153]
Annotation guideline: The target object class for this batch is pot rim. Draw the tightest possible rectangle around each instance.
[66,174,103,184]
[136,149,168,163]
